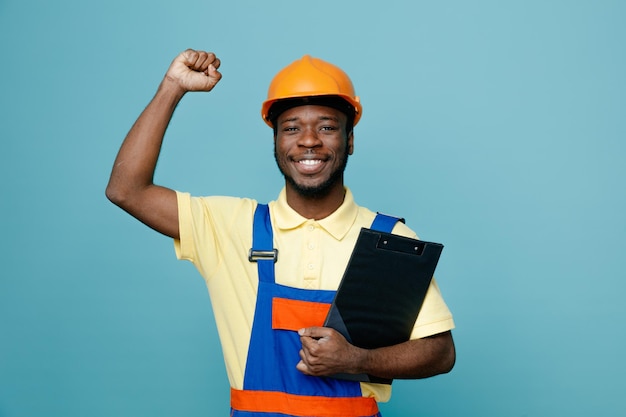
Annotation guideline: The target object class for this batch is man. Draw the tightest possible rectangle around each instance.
[106,49,455,417]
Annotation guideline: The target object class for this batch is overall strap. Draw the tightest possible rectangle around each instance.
[249,203,277,283]
[370,212,405,233]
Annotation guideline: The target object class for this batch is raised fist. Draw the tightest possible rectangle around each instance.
[165,49,222,92]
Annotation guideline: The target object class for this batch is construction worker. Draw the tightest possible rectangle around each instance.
[106,49,455,416]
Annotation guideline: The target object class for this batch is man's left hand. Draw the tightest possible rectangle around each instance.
[297,327,365,376]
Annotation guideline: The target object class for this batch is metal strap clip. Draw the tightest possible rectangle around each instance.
[248,249,278,263]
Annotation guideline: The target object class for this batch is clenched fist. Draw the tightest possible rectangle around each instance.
[164,49,222,93]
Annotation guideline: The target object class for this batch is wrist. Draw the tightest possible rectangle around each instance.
[159,76,187,101]
[351,346,372,375]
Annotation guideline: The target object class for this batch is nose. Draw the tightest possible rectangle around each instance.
[298,126,322,148]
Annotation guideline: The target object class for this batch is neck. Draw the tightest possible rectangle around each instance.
[285,182,346,220]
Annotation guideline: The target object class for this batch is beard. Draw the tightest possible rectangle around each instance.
[274,144,350,199]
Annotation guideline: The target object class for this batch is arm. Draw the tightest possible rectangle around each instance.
[105,49,222,239]
[297,327,455,380]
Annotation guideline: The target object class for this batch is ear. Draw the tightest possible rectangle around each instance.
[347,131,354,155]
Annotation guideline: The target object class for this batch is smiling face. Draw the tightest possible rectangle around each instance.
[274,104,354,199]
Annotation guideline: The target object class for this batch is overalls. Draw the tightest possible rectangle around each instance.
[230,204,400,417]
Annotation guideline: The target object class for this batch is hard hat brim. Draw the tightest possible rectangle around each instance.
[263,95,361,128]
[262,94,361,128]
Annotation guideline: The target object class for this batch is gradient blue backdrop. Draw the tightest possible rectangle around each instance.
[1,1,625,416]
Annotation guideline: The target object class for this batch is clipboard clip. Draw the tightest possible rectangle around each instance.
[248,249,279,263]
[376,235,425,256]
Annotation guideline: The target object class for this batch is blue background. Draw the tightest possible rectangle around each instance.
[1,1,625,416]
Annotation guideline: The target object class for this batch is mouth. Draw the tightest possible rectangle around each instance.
[294,157,326,174]
[298,159,323,166]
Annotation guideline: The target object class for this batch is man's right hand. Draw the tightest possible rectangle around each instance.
[164,49,222,93]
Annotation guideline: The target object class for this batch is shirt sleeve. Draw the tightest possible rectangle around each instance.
[410,278,455,339]
[173,191,257,280]
[389,220,455,339]
[173,191,196,262]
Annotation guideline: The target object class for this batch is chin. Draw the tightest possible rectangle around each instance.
[288,177,340,198]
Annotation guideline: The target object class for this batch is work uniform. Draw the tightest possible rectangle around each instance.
[174,187,455,414]
[230,204,402,416]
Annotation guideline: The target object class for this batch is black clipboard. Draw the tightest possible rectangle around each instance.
[323,228,444,384]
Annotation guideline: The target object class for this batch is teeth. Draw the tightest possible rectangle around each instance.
[299,160,322,165]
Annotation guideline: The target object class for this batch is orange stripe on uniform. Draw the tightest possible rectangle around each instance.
[231,388,379,417]
[272,298,331,331]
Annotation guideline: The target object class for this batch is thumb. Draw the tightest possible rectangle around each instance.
[298,327,329,339]
[206,63,222,83]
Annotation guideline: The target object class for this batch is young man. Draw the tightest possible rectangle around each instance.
[106,49,455,417]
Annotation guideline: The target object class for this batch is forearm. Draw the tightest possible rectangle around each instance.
[357,331,455,380]
[298,327,455,380]
[106,78,185,201]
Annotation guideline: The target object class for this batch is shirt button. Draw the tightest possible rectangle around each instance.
[308,243,315,250]
[307,264,314,270]
[308,225,315,231]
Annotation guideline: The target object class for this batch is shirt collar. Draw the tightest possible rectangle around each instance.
[273,187,358,241]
